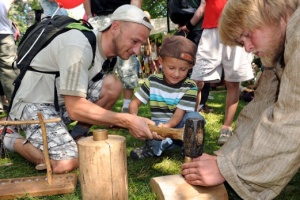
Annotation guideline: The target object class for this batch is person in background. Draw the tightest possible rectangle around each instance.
[182,0,300,199]
[0,0,18,109]
[189,0,254,145]
[178,0,212,113]
[129,36,205,159]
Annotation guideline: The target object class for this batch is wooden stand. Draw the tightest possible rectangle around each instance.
[150,174,228,200]
[0,112,77,199]
[78,129,128,200]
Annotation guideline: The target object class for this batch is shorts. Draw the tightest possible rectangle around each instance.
[191,28,254,83]
[116,56,139,89]
[89,15,138,89]
[88,15,111,30]
[19,78,104,160]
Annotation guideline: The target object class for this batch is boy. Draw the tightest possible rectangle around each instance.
[129,36,205,159]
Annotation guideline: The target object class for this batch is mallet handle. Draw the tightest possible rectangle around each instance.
[148,124,183,140]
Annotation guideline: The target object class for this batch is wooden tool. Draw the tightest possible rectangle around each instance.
[148,124,184,140]
[0,112,77,199]
[149,118,205,162]
[149,118,228,200]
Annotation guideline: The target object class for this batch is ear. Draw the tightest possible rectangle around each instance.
[110,21,121,33]
[158,57,163,65]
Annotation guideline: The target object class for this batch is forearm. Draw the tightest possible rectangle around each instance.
[65,96,130,127]
[165,110,185,128]
[83,0,92,16]
[130,0,142,8]
[128,100,140,115]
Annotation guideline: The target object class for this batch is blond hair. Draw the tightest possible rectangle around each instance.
[219,0,299,46]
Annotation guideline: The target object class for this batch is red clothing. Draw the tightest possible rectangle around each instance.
[202,0,227,29]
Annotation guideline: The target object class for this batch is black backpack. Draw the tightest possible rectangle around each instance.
[11,15,97,112]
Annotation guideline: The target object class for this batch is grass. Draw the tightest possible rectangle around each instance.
[0,85,299,200]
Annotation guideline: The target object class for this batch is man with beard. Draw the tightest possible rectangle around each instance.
[3,5,161,174]
[181,0,300,199]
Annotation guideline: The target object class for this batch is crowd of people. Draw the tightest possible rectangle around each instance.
[1,0,300,199]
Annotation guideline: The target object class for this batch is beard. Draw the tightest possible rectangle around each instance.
[112,32,131,60]
[260,30,285,68]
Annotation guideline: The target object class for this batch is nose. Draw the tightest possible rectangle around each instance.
[133,45,141,56]
[243,39,253,53]
[174,69,180,77]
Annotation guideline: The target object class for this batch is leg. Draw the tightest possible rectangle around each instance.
[218,45,254,145]
[94,74,122,109]
[194,80,205,111]
[122,89,134,113]
[116,56,139,112]
[19,104,78,173]
[0,34,18,104]
[13,137,77,173]
[222,81,240,129]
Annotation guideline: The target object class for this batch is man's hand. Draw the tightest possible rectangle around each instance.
[181,153,225,186]
[126,115,161,140]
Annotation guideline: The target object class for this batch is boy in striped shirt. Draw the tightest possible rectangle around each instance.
[129,36,205,159]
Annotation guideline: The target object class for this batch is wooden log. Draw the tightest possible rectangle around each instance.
[150,174,228,200]
[78,129,128,200]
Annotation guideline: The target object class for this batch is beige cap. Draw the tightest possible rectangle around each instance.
[159,36,197,64]
[100,5,153,31]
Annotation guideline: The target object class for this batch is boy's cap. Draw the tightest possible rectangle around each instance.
[159,36,197,64]
[100,5,153,31]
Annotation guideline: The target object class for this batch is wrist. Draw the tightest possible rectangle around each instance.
[186,21,196,31]
[87,14,93,19]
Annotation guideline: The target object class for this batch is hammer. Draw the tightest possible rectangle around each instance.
[148,118,205,162]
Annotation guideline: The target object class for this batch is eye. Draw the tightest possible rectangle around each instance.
[180,68,188,72]
[239,41,244,47]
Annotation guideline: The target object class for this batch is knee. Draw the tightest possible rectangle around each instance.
[51,159,78,174]
[102,74,122,100]
[194,81,205,91]
[225,81,240,90]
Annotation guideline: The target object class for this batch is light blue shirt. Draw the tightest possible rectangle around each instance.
[40,0,68,17]
[0,0,13,34]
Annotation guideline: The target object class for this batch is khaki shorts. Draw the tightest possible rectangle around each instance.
[191,28,254,83]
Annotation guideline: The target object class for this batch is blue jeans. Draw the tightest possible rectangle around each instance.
[150,111,205,156]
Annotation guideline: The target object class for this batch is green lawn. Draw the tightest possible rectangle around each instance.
[0,87,299,200]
